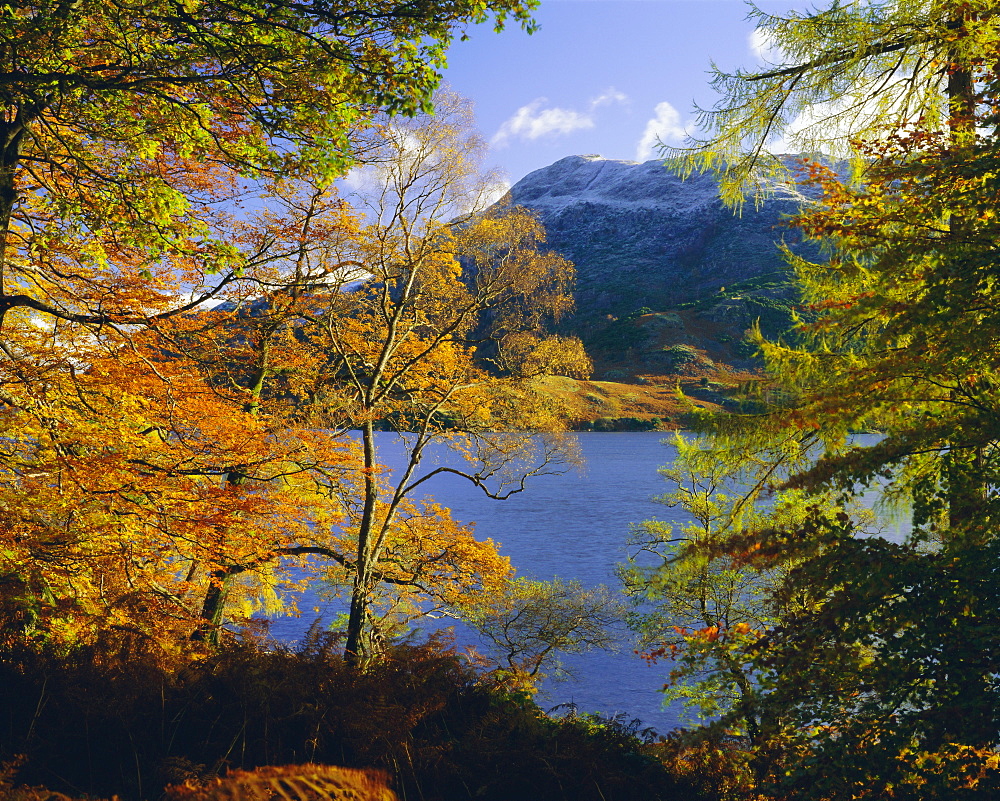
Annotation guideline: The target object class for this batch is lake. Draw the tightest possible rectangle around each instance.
[268,431,688,733]
[267,431,907,733]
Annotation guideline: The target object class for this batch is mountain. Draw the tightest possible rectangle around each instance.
[504,154,814,321]
[497,154,826,426]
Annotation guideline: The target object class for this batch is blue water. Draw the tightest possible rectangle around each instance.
[268,432,688,733]
[265,431,908,733]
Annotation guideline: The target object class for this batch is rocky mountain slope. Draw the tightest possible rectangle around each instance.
[497,154,825,425]
[505,154,816,321]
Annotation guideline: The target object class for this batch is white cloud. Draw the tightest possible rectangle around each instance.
[749,27,780,64]
[340,164,378,192]
[589,88,629,110]
[481,177,512,208]
[491,89,627,148]
[492,99,594,147]
[635,101,690,161]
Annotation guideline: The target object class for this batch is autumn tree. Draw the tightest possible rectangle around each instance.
[270,91,590,664]
[0,301,366,649]
[0,0,541,315]
[670,0,988,202]
[0,140,563,654]
[0,3,593,679]
[106,90,589,659]
[644,1,1000,796]
[0,0,551,652]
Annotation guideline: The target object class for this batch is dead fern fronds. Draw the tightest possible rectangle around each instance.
[0,756,104,801]
[165,764,397,801]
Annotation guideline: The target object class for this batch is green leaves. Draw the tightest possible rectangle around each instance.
[654,1,1000,795]
[669,0,1000,204]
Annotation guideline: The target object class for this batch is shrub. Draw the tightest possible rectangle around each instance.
[0,633,697,801]
[651,729,761,801]
[623,306,655,321]
[652,345,698,373]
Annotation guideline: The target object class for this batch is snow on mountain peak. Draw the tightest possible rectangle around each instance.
[493,154,820,318]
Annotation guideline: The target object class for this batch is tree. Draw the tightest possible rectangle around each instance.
[654,2,1000,795]
[0,146,366,650]
[282,91,588,663]
[0,3,565,657]
[662,95,1000,801]
[0,82,588,660]
[0,0,540,323]
[463,577,623,688]
[0,301,360,649]
[116,89,586,659]
[714,128,1000,801]
[619,433,877,772]
[671,0,989,202]
[0,146,567,656]
[621,435,790,737]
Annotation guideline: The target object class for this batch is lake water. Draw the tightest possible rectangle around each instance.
[267,431,906,734]
[268,431,688,733]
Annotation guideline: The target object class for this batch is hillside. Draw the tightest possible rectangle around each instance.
[500,155,817,425]
[505,154,815,319]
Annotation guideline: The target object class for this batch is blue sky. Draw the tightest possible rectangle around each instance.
[442,0,800,185]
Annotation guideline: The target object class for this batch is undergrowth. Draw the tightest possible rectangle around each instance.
[0,629,706,801]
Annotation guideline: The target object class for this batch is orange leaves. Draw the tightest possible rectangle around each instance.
[0,90,580,658]
[0,294,363,646]
[165,764,398,801]
[642,623,764,666]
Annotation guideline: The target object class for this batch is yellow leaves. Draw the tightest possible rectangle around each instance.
[329,496,512,608]
[885,743,1000,796]
[499,332,592,380]
[0,89,581,656]
[459,206,575,324]
[672,622,762,645]
[0,311,366,647]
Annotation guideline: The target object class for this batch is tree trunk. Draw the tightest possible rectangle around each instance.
[0,118,26,298]
[192,566,241,644]
[344,419,379,666]
[191,343,271,643]
[942,16,985,540]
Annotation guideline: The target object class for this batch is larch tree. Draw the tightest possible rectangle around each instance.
[719,120,1000,801]
[619,434,815,738]
[670,0,991,202]
[640,0,1000,796]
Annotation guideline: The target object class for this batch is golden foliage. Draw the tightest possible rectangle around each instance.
[0,85,579,661]
[166,765,397,801]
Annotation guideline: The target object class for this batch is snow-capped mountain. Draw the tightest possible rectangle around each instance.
[503,154,814,319]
